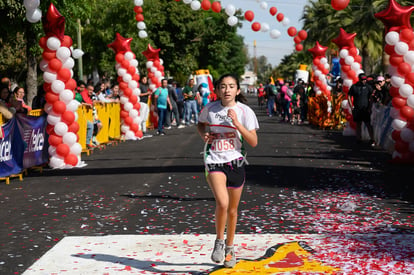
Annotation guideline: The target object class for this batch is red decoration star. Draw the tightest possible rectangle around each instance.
[42,3,65,40]
[332,28,356,49]
[142,44,161,61]
[107,33,133,54]
[308,41,328,58]
[375,0,414,32]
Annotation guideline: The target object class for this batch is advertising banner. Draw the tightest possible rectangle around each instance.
[0,118,25,177]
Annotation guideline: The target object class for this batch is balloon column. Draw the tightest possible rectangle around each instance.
[133,0,148,39]
[40,3,84,168]
[375,0,414,162]
[332,28,364,135]
[308,42,331,98]
[142,44,164,129]
[108,33,143,140]
[24,0,42,23]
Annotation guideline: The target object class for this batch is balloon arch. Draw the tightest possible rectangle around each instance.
[23,0,414,165]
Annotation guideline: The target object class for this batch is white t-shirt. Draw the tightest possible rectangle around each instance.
[198,101,259,164]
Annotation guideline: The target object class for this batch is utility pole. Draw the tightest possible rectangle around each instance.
[254,40,258,84]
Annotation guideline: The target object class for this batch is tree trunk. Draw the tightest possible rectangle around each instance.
[25,23,38,108]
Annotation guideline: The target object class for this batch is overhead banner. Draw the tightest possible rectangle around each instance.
[0,118,25,177]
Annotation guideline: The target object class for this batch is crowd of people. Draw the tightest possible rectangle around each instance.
[0,77,32,121]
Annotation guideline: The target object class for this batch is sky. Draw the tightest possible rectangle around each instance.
[219,0,310,67]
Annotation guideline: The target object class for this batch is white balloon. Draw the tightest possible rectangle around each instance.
[130,59,139,67]
[125,131,136,140]
[404,51,414,65]
[399,84,413,98]
[391,75,405,87]
[134,0,143,6]
[385,31,400,45]
[124,102,133,112]
[43,71,57,83]
[150,66,158,73]
[183,0,192,4]
[345,55,355,65]
[260,2,268,9]
[227,16,238,27]
[269,29,281,39]
[191,0,201,10]
[154,71,162,78]
[49,156,65,169]
[51,80,65,94]
[47,114,61,125]
[146,61,154,68]
[122,73,132,83]
[54,122,68,136]
[341,100,350,110]
[129,109,139,118]
[261,23,270,32]
[392,118,407,131]
[70,143,82,155]
[314,70,321,77]
[117,68,127,77]
[138,29,148,38]
[159,59,164,65]
[124,51,134,60]
[316,90,322,96]
[72,49,84,59]
[351,62,361,71]
[24,0,40,9]
[121,125,130,133]
[400,127,414,143]
[66,100,80,112]
[62,57,75,69]
[281,17,290,26]
[44,103,53,114]
[63,132,77,146]
[339,49,349,58]
[60,89,74,104]
[128,80,138,90]
[134,88,141,96]
[56,47,71,61]
[137,21,146,30]
[48,145,56,156]
[47,37,61,51]
[407,94,414,108]
[39,59,49,72]
[149,84,156,90]
[343,79,353,88]
[26,8,42,23]
[395,41,409,55]
[225,4,236,16]
[120,96,129,105]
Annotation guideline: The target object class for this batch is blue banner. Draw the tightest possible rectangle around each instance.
[15,113,49,169]
[0,118,25,177]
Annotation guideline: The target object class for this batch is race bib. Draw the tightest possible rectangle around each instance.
[210,132,237,152]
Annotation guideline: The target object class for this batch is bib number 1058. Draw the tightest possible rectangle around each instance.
[211,139,235,152]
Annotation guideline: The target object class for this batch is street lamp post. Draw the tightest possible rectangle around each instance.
[77,18,83,81]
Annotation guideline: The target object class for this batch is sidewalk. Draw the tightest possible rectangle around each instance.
[0,95,413,274]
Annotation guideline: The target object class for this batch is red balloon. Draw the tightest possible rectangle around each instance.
[295,44,303,51]
[331,0,350,11]
[46,124,55,135]
[45,92,59,104]
[298,30,308,40]
[251,22,261,32]
[119,82,128,90]
[127,66,136,75]
[58,68,71,82]
[39,36,47,49]
[398,62,412,76]
[244,10,255,22]
[61,110,75,124]
[389,86,400,97]
[121,59,130,69]
[134,6,143,13]
[68,121,80,133]
[135,13,144,22]
[212,1,221,13]
[124,116,133,126]
[130,95,138,105]
[48,134,63,147]
[384,44,395,55]
[406,72,414,85]
[153,59,161,68]
[400,106,414,119]
[347,70,356,79]
[375,0,414,33]
[64,154,78,166]
[43,3,65,40]
[48,58,62,72]
[53,100,66,114]
[341,64,351,72]
[123,88,132,97]
[121,110,129,119]
[130,123,139,133]
[392,96,407,109]
[269,7,277,16]
[332,28,356,49]
[294,36,302,44]
[287,27,297,37]
[134,102,141,110]
[391,130,401,141]
[132,74,140,82]
[135,130,143,139]
[201,0,211,11]
[348,47,358,57]
[308,41,328,58]
[61,35,73,48]
[42,50,56,61]
[400,28,414,42]
[65,78,77,91]
[313,58,320,66]
[276,13,284,22]
[108,33,133,54]
[115,53,124,64]
[389,54,404,67]
[355,55,363,63]
[56,143,70,157]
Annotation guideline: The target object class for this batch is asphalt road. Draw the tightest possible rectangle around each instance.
[0,95,413,274]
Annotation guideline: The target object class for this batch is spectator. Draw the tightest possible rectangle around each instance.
[94,82,110,102]
[154,78,172,135]
[348,73,375,146]
[32,85,47,109]
[264,79,276,117]
[108,83,120,102]
[174,81,185,125]
[165,79,183,129]
[0,85,14,121]
[138,76,152,137]
[183,78,200,126]
[11,86,31,113]
[83,84,103,147]
[257,83,265,109]
[280,82,292,123]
